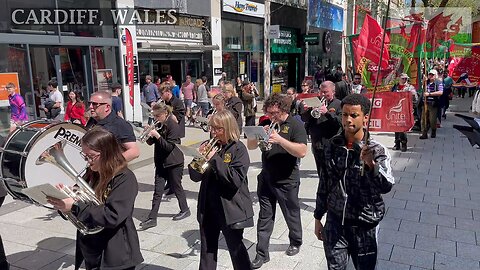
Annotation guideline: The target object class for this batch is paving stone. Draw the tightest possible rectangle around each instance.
[434,253,480,270]
[437,225,477,244]
[414,235,456,256]
[419,212,455,227]
[390,245,434,269]
[384,198,407,209]
[405,201,438,214]
[375,259,411,270]
[393,190,425,202]
[392,183,412,192]
[439,189,471,200]
[386,208,420,222]
[398,177,427,187]
[455,217,480,233]
[378,228,416,248]
[13,249,67,270]
[377,242,393,260]
[411,186,440,196]
[438,204,473,219]
[379,217,401,231]
[457,242,480,261]
[455,198,480,211]
[426,180,454,190]
[423,195,455,206]
[399,220,437,237]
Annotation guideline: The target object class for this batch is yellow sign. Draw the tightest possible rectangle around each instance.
[0,73,20,107]
[272,84,282,93]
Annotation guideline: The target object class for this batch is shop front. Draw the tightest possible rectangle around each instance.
[221,0,264,92]
[271,28,302,93]
[136,14,215,87]
[0,0,119,136]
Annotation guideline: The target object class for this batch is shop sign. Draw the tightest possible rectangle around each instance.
[223,0,265,18]
[268,25,280,39]
[136,25,203,42]
[303,33,319,44]
[214,68,223,75]
[271,29,302,54]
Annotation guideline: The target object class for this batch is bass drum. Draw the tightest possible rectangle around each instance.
[0,120,87,206]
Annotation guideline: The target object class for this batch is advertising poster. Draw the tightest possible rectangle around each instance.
[0,72,20,107]
[96,69,113,92]
[271,60,288,93]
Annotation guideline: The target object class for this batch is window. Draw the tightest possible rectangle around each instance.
[222,20,243,50]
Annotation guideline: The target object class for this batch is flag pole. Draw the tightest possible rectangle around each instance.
[361,0,391,176]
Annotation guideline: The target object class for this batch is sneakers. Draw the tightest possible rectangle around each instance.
[139,218,157,230]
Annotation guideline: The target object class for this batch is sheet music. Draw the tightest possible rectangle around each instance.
[22,184,70,206]
[243,126,268,141]
[177,144,203,158]
[303,97,324,108]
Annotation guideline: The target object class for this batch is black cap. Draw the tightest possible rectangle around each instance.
[111,82,122,90]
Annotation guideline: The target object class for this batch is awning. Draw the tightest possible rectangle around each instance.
[138,42,219,52]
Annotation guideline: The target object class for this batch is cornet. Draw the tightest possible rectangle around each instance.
[36,141,104,235]
[189,137,220,174]
[137,120,163,143]
[311,97,327,119]
[259,122,280,152]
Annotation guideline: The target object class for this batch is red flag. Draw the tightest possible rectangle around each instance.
[356,14,390,69]
[125,29,134,106]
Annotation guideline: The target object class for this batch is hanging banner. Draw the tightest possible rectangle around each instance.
[125,28,134,107]
[364,91,414,132]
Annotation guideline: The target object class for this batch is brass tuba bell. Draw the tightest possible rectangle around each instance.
[36,141,104,235]
[189,138,220,174]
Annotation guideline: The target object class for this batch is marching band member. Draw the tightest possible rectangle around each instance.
[223,83,243,133]
[139,103,189,230]
[301,81,342,179]
[188,110,254,270]
[47,127,143,270]
[247,93,308,269]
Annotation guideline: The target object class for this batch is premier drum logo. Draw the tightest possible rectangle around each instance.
[10,8,179,26]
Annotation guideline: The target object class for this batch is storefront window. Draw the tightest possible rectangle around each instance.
[91,46,119,94]
[0,44,32,136]
[222,52,238,82]
[244,23,263,51]
[222,20,243,51]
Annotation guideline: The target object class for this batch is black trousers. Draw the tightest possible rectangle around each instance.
[323,214,378,270]
[199,214,252,270]
[148,164,188,219]
[312,144,325,179]
[245,115,255,127]
[394,132,407,143]
[256,176,302,259]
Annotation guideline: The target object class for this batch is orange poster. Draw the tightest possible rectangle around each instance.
[0,73,20,107]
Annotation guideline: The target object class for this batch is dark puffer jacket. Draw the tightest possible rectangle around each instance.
[314,131,395,226]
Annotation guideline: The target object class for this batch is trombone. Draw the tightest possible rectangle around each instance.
[310,96,327,119]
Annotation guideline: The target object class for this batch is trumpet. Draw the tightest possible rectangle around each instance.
[311,97,327,119]
[259,122,280,152]
[189,137,220,174]
[137,120,163,143]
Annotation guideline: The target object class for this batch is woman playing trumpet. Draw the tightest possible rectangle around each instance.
[188,110,254,270]
[139,102,189,230]
[47,127,143,270]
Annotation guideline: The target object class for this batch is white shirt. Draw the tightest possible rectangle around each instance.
[49,89,64,114]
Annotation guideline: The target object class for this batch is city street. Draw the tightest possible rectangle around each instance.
[1,96,480,270]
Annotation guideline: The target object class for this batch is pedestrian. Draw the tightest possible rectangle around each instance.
[47,127,144,270]
[196,76,210,117]
[142,75,160,107]
[182,75,196,121]
[314,93,394,270]
[223,83,243,133]
[64,90,86,125]
[286,87,306,123]
[217,72,227,86]
[420,69,443,139]
[440,70,453,120]
[5,82,28,132]
[188,110,254,270]
[247,93,308,269]
[351,73,367,94]
[111,82,124,118]
[301,79,313,94]
[239,80,256,127]
[139,103,189,230]
[335,73,352,100]
[85,91,140,162]
[41,80,64,120]
[391,73,417,151]
[301,81,342,179]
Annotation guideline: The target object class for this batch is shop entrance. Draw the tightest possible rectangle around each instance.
[29,46,89,118]
[139,57,201,88]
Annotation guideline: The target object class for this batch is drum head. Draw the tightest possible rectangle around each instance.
[24,123,87,206]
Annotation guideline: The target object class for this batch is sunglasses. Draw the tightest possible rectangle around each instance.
[89,101,108,108]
